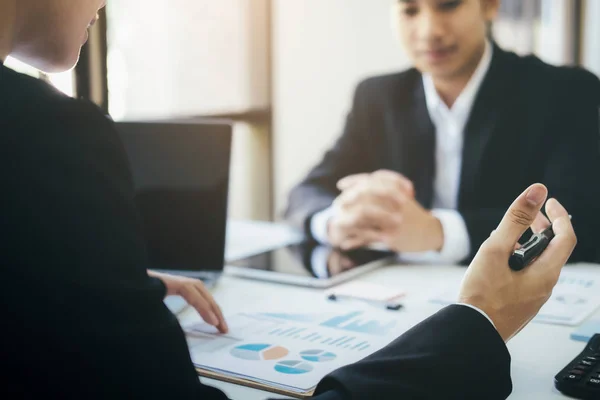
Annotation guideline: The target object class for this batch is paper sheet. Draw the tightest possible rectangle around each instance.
[185,308,403,393]
[570,309,600,342]
[430,269,600,326]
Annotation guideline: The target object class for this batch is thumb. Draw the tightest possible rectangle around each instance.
[491,183,548,253]
[337,173,370,191]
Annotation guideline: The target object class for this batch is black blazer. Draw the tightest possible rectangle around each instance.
[285,44,600,264]
[1,64,513,399]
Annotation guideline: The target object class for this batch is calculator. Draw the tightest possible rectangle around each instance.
[554,334,600,399]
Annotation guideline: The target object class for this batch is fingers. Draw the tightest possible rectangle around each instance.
[492,184,548,253]
[336,204,400,231]
[195,283,229,333]
[531,211,551,234]
[531,198,577,276]
[337,173,370,191]
[371,170,415,197]
[545,198,569,223]
[330,198,403,250]
[180,281,228,334]
[338,229,382,250]
[337,170,415,198]
[330,211,385,249]
[336,180,408,213]
[330,221,381,250]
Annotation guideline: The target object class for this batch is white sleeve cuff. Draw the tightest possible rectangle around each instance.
[310,246,331,278]
[310,206,336,245]
[455,303,496,329]
[430,209,471,263]
[397,210,471,264]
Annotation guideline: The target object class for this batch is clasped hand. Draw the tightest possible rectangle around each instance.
[328,170,444,252]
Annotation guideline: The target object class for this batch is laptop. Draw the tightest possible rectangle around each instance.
[116,120,232,293]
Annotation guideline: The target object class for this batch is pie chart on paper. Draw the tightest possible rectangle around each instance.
[300,349,337,362]
[274,360,314,375]
[230,344,289,361]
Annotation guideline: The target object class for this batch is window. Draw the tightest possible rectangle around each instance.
[105,0,269,120]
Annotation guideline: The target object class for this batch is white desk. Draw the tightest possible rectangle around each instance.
[178,263,599,400]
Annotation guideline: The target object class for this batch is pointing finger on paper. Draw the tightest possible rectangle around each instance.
[148,270,229,333]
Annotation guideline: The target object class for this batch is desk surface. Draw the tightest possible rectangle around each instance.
[178,262,599,400]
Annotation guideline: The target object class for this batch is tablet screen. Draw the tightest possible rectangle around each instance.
[227,242,395,280]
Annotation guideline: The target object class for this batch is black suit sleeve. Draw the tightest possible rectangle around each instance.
[314,305,512,400]
[284,80,380,236]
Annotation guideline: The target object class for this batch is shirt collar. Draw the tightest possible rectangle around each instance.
[422,40,493,118]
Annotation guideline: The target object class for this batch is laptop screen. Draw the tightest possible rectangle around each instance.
[116,120,232,272]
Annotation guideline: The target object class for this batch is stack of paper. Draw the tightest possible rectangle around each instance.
[184,309,402,396]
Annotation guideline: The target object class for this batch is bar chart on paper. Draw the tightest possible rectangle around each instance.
[257,310,400,352]
[319,311,397,335]
[266,326,372,351]
[262,310,397,334]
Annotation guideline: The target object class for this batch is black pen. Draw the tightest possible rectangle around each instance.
[509,216,571,271]
[327,293,404,311]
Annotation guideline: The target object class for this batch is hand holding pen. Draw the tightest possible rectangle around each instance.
[509,215,572,271]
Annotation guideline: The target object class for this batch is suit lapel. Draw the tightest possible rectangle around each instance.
[405,77,436,208]
[458,45,512,207]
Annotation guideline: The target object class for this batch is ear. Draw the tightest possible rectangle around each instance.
[482,0,500,22]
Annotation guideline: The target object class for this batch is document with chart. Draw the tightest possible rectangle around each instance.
[430,267,600,326]
[184,309,401,396]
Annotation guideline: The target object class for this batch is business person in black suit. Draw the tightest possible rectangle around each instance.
[0,0,578,399]
[286,0,600,265]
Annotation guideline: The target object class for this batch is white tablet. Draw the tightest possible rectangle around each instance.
[224,243,395,288]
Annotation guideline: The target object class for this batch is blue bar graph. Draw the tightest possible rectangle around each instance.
[352,341,367,350]
[266,324,372,352]
[279,328,295,336]
[330,336,347,345]
[337,337,355,347]
[320,312,362,329]
[320,311,396,336]
[285,328,306,337]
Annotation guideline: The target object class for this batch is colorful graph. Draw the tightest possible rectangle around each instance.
[267,328,371,351]
[269,327,307,337]
[261,311,396,339]
[300,350,337,362]
[230,344,289,361]
[261,313,318,323]
[261,311,396,336]
[320,311,397,336]
[274,360,314,375]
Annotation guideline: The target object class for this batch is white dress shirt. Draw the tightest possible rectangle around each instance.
[311,41,493,265]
